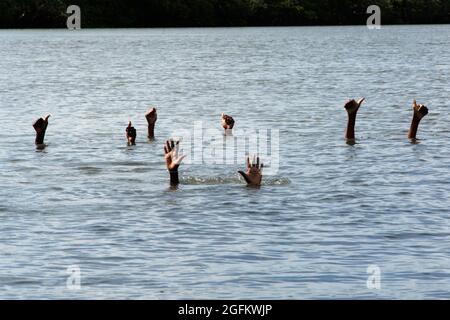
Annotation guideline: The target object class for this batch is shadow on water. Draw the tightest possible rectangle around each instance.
[35,144,47,152]
[409,138,423,145]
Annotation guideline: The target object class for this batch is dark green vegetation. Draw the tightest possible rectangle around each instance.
[1,0,450,28]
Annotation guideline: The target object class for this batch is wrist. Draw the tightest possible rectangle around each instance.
[35,132,46,145]
[148,123,155,138]
[224,128,233,135]
[408,116,421,139]
[347,112,357,121]
[169,170,179,186]
[412,114,422,123]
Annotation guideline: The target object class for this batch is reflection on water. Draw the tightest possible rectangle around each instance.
[35,144,47,151]
[1,26,450,299]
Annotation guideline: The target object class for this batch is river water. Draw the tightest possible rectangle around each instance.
[0,26,449,299]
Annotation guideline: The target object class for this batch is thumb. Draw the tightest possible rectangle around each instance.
[175,155,187,165]
[238,171,251,184]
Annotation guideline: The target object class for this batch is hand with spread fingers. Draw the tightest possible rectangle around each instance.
[238,156,263,187]
[126,121,137,146]
[408,100,429,140]
[221,113,235,135]
[164,139,186,186]
[33,114,51,146]
[344,98,365,142]
[146,107,157,139]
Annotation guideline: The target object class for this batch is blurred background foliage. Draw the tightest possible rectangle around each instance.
[0,0,449,28]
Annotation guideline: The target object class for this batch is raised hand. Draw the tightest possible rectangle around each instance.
[238,156,263,187]
[146,107,157,125]
[146,107,157,139]
[164,140,186,186]
[344,98,365,116]
[126,121,137,145]
[408,100,429,140]
[344,98,365,142]
[164,140,186,171]
[221,113,235,134]
[33,114,51,145]
[412,100,429,120]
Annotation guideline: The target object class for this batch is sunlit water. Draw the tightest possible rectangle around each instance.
[1,26,450,299]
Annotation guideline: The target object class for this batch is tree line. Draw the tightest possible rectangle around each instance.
[1,0,450,28]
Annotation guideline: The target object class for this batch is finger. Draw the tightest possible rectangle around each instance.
[357,98,365,106]
[164,146,169,154]
[176,155,187,165]
[413,99,418,108]
[174,142,179,158]
[238,171,251,184]
[170,140,175,150]
[253,155,257,168]
[246,156,250,169]
[174,140,180,157]
[256,157,260,168]
[166,140,172,152]
[44,114,51,121]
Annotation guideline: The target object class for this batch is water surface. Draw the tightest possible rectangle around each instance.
[0,26,450,299]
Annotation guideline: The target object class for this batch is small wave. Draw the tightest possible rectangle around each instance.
[8,158,24,163]
[78,166,102,175]
[181,176,239,185]
[181,176,291,186]
[263,178,291,186]
[112,161,149,167]
[131,167,150,173]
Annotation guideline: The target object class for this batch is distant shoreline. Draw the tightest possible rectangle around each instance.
[1,23,450,30]
[2,1,450,29]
